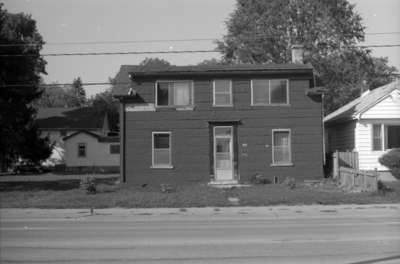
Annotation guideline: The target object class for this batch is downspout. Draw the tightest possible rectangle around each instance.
[120,99,126,183]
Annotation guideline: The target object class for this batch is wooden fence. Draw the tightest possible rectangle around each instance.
[338,167,378,192]
[332,151,359,179]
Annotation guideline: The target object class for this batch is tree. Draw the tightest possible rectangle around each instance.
[217,0,397,113]
[0,5,52,170]
[197,58,226,66]
[139,57,171,67]
[88,83,119,132]
[34,82,82,107]
[72,77,86,106]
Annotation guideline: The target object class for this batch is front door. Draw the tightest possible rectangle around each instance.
[214,126,234,181]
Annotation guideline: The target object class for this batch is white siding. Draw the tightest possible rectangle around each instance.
[64,133,119,167]
[361,89,400,119]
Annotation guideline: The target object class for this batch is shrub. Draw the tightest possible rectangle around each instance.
[250,173,271,184]
[379,148,400,180]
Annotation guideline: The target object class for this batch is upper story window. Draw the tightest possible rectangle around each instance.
[213,80,232,106]
[251,79,289,105]
[156,81,193,107]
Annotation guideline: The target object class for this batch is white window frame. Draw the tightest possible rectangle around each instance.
[271,129,293,166]
[372,124,384,151]
[251,79,290,106]
[372,124,400,151]
[213,80,233,107]
[151,131,173,169]
[77,142,87,158]
[155,80,194,108]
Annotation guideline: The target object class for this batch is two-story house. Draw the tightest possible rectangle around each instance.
[113,62,323,186]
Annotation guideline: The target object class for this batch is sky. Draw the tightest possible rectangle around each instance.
[3,0,400,97]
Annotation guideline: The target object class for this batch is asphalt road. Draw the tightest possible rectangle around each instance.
[1,205,399,264]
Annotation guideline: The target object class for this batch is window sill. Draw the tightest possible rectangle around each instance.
[213,105,233,107]
[151,165,174,169]
[156,106,194,111]
[270,162,293,167]
[251,104,291,107]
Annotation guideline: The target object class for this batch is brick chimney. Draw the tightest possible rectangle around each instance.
[291,44,304,63]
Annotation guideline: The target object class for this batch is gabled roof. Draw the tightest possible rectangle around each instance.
[112,64,314,96]
[324,81,400,124]
[63,130,119,143]
[36,107,106,130]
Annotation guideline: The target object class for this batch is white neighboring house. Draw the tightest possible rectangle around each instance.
[324,81,400,171]
[36,107,118,171]
[62,130,120,173]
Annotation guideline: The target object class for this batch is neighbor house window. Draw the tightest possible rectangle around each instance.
[373,124,400,151]
[272,129,292,165]
[251,79,289,105]
[386,125,400,149]
[152,132,171,167]
[156,81,193,107]
[372,124,382,151]
[109,144,120,154]
[77,143,86,158]
[213,80,232,106]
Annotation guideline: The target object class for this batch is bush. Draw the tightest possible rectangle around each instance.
[379,148,400,179]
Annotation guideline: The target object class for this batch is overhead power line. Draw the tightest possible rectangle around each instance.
[0,49,220,57]
[0,82,129,88]
[1,31,400,47]
[0,44,399,58]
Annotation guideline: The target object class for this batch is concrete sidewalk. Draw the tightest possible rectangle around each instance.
[0,173,119,182]
[1,204,399,222]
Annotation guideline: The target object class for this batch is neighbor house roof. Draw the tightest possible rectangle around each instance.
[63,130,119,143]
[36,107,106,130]
[112,64,314,96]
[324,81,400,124]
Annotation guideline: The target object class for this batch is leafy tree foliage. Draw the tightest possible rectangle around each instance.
[72,77,86,106]
[197,58,226,66]
[0,5,52,170]
[88,86,119,131]
[34,82,82,107]
[217,0,397,113]
[139,57,171,67]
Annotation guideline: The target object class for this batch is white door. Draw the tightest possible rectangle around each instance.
[214,126,234,181]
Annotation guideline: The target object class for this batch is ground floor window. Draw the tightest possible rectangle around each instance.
[372,124,400,151]
[77,143,86,157]
[109,144,120,154]
[152,132,171,167]
[272,129,292,165]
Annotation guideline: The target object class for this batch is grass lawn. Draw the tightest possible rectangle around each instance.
[1,179,399,208]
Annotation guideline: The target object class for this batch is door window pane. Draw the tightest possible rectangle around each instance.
[252,80,269,104]
[216,138,231,169]
[215,127,232,136]
[273,131,291,164]
[372,124,382,151]
[270,79,288,104]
